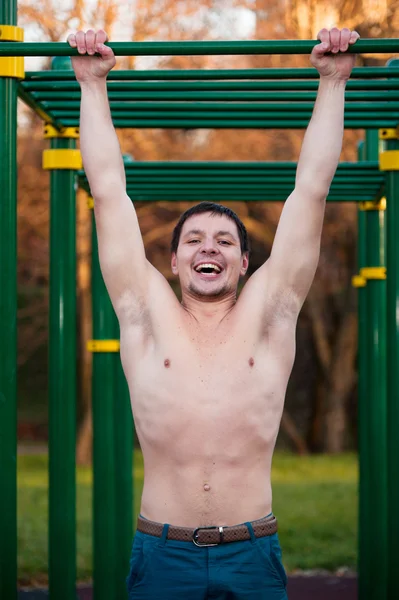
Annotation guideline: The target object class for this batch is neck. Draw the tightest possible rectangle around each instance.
[181,291,237,325]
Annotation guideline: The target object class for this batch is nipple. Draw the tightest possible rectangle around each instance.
[203,484,211,492]
[164,359,170,368]
[249,357,255,367]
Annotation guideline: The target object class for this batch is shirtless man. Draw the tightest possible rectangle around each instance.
[68,27,359,600]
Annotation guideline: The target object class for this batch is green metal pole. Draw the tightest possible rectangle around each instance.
[383,89,399,595]
[0,38,398,56]
[32,89,399,100]
[356,141,370,600]
[48,134,78,600]
[22,66,399,80]
[91,217,117,600]
[0,0,18,598]
[362,130,388,599]
[44,101,399,111]
[22,79,399,91]
[113,314,134,600]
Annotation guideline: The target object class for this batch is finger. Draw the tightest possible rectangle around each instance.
[317,28,330,46]
[67,33,77,48]
[95,42,114,60]
[340,28,351,52]
[96,29,108,45]
[313,41,329,56]
[349,30,360,45]
[316,28,331,54]
[75,30,87,55]
[330,27,341,53]
[85,29,96,55]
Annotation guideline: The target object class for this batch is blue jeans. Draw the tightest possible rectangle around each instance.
[127,515,288,599]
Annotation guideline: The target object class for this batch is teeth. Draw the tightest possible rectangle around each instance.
[195,263,221,273]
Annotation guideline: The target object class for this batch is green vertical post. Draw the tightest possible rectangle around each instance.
[91,217,117,600]
[382,105,399,596]
[362,130,388,599]
[113,313,134,600]
[0,0,18,597]
[47,133,78,600]
[356,141,370,600]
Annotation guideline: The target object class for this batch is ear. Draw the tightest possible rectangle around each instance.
[171,252,178,275]
[240,252,249,276]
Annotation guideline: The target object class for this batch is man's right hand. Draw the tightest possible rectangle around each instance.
[67,30,116,83]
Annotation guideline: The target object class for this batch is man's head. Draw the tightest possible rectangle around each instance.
[171,202,250,301]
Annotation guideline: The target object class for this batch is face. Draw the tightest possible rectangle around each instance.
[171,212,249,301]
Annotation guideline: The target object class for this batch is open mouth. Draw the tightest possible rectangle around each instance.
[194,263,223,278]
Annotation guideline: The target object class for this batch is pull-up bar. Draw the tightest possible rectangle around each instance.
[0,38,398,56]
[22,67,399,80]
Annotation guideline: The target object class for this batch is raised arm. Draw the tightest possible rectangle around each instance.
[68,30,152,321]
[254,28,359,316]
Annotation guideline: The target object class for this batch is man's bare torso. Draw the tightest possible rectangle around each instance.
[120,277,296,528]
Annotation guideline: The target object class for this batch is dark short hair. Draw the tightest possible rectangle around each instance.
[171,202,249,255]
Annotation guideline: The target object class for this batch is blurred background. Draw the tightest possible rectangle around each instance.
[18,0,399,460]
[15,0,399,585]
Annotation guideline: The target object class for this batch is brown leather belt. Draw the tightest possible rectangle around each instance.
[137,514,278,547]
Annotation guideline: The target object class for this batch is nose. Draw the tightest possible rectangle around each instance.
[200,239,218,254]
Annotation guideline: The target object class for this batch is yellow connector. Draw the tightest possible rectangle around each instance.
[87,340,120,353]
[44,125,80,139]
[42,149,82,170]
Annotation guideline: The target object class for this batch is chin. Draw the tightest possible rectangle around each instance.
[188,282,231,299]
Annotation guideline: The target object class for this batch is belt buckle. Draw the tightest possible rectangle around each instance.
[192,525,224,547]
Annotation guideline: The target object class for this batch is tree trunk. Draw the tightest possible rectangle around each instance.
[76,190,93,465]
[281,410,309,455]
[324,310,358,453]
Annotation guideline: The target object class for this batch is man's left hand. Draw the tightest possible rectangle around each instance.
[311,28,360,82]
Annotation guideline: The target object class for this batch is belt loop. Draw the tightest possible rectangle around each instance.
[159,523,170,546]
[245,521,256,544]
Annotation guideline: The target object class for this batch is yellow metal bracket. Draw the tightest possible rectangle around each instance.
[359,198,386,211]
[379,150,399,171]
[352,275,367,288]
[0,25,24,41]
[352,267,386,288]
[379,128,399,140]
[87,196,94,209]
[0,25,24,79]
[360,267,387,280]
[87,340,120,353]
[44,125,80,139]
[43,149,82,170]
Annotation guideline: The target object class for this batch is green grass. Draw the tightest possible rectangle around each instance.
[17,451,358,584]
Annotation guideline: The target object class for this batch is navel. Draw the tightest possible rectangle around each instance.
[249,357,255,367]
[203,483,211,492]
[164,358,171,368]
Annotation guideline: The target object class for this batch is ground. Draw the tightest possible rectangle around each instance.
[18,576,357,599]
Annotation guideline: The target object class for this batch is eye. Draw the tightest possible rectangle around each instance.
[188,239,200,244]
[218,240,231,245]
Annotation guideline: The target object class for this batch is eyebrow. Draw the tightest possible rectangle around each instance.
[184,229,236,238]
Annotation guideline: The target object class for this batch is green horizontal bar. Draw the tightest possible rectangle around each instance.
[52,110,399,121]
[124,194,377,202]
[99,170,381,179]
[42,101,399,113]
[22,80,399,92]
[109,185,382,192]
[119,176,384,183]
[17,84,63,129]
[95,161,381,170]
[31,90,399,101]
[61,118,397,129]
[25,67,399,81]
[1,39,398,57]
